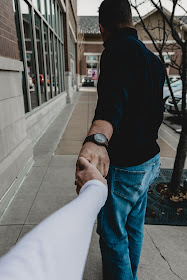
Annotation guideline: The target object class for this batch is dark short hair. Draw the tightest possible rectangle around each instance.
[99,0,133,31]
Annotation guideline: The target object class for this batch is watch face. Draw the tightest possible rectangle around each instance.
[94,133,107,144]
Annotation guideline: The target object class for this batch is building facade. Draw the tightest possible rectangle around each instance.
[78,16,103,84]
[78,10,187,82]
[0,0,78,217]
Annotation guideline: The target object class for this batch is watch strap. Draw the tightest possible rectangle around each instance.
[83,134,108,149]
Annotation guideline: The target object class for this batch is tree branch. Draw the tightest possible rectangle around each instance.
[150,0,184,47]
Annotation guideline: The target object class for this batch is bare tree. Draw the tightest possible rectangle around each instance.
[130,0,187,193]
[77,32,85,66]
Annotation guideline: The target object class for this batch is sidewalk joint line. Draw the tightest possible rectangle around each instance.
[14,93,81,243]
[160,125,179,142]
[15,157,53,244]
[145,227,183,280]
[159,135,177,151]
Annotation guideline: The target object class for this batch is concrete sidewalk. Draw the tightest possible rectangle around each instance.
[0,88,186,280]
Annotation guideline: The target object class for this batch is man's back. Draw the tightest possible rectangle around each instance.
[94,28,164,166]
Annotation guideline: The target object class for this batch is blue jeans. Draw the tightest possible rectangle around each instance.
[97,154,161,280]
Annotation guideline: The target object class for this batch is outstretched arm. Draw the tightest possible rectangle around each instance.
[0,158,108,280]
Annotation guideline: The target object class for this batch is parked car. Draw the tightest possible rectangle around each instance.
[163,79,182,105]
[168,76,180,84]
[82,77,94,87]
[165,90,187,114]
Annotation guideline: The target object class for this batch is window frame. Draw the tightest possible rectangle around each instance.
[14,0,65,114]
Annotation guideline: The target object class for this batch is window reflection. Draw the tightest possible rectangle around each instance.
[44,25,52,99]
[54,38,59,94]
[46,0,52,25]
[70,34,76,88]
[58,40,62,92]
[60,45,65,92]
[52,0,56,31]
[32,0,39,10]
[56,4,60,36]
[13,0,29,112]
[40,0,46,19]
[21,0,39,109]
[14,0,66,113]
[35,14,47,104]
[60,12,64,40]
[50,32,56,96]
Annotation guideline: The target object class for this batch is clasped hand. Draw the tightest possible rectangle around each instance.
[75,142,109,194]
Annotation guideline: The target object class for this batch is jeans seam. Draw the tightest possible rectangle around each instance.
[114,168,146,177]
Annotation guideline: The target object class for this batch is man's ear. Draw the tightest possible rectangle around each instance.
[99,24,104,34]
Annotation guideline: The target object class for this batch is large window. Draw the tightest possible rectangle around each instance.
[86,55,100,81]
[14,0,65,113]
[21,0,39,109]
[70,33,76,87]
[44,24,52,99]
[86,56,97,63]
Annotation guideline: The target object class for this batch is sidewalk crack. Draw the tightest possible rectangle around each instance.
[145,227,183,280]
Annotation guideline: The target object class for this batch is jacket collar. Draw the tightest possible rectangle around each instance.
[104,27,138,48]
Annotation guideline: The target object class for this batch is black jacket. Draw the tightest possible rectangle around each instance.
[93,27,164,167]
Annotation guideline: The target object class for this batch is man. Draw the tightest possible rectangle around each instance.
[76,0,164,279]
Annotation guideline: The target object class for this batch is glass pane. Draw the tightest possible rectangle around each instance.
[32,0,39,10]
[50,32,56,96]
[58,41,62,92]
[62,47,65,92]
[59,43,65,92]
[44,25,52,99]
[56,4,60,36]
[54,37,59,94]
[70,34,76,58]
[35,14,47,104]
[46,0,52,25]
[87,56,97,62]
[87,63,97,69]
[57,40,61,93]
[52,0,56,31]
[20,0,39,109]
[13,0,29,112]
[60,12,64,40]
[41,0,47,19]
[71,58,75,87]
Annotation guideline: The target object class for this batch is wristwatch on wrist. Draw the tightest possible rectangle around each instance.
[83,133,109,149]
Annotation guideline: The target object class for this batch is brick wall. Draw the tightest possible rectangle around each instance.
[0,0,19,60]
[69,3,77,36]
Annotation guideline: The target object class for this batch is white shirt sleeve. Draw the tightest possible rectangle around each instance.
[0,180,108,280]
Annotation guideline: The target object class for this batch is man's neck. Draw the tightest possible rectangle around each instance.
[103,26,134,42]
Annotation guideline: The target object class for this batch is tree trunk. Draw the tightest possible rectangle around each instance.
[170,115,187,191]
[170,43,187,192]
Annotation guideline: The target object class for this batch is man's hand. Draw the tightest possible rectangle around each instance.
[77,142,110,178]
[75,157,108,195]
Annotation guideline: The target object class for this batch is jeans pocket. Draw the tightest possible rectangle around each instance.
[113,168,146,199]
